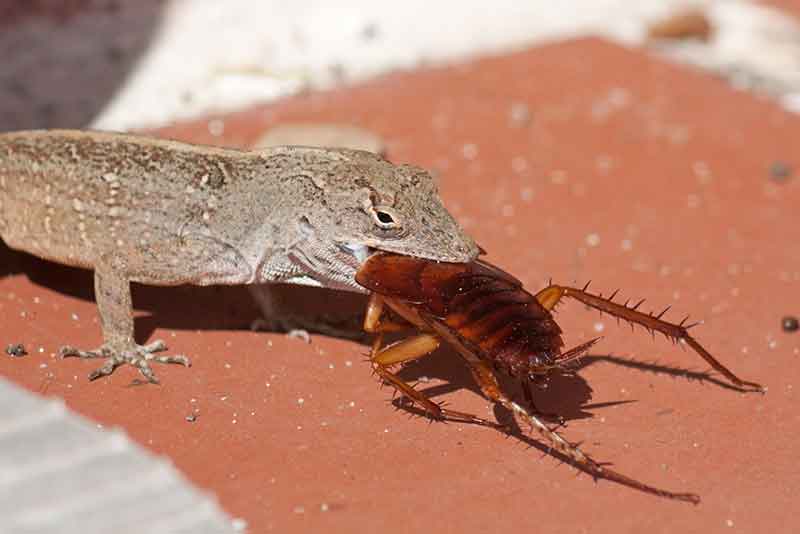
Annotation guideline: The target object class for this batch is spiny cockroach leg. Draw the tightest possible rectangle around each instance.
[534,284,763,392]
[551,338,602,367]
[367,302,505,429]
[462,358,700,504]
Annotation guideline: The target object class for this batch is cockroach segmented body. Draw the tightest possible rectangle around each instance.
[355,252,764,504]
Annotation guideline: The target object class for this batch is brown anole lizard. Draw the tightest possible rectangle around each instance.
[0,129,478,382]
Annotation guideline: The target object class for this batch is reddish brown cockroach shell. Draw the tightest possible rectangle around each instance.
[356,252,760,504]
[356,252,565,377]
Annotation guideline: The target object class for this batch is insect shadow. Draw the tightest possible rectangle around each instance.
[389,344,724,426]
[384,344,738,498]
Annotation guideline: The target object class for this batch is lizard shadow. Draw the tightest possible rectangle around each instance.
[3,245,370,339]
[0,246,98,304]
[4,249,242,332]
[0,241,27,278]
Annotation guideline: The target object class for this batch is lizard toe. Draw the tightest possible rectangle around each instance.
[88,355,126,381]
[131,357,160,384]
[62,341,189,383]
[149,354,191,367]
[59,345,106,359]
[141,339,168,353]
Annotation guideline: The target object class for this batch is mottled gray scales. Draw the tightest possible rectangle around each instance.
[0,129,477,382]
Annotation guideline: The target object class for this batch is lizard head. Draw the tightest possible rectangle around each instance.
[285,148,480,291]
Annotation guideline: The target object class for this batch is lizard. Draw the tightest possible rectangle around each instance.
[0,129,479,383]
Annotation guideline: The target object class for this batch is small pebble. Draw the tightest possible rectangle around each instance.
[462,143,478,160]
[5,343,27,357]
[782,316,799,332]
[185,413,198,423]
[647,9,712,42]
[207,118,225,137]
[508,101,532,127]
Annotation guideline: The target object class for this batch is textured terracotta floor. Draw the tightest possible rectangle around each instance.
[762,0,800,19]
[2,38,798,533]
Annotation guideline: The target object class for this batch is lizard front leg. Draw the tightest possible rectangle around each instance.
[59,231,260,383]
[60,261,189,383]
[59,228,271,383]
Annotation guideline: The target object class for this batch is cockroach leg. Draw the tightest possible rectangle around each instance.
[550,337,602,367]
[363,293,385,333]
[373,334,441,367]
[534,285,564,311]
[363,294,410,334]
[371,365,503,428]
[535,284,764,392]
[461,358,700,503]
[368,304,505,429]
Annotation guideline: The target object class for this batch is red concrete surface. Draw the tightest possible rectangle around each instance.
[2,38,798,533]
[761,0,800,19]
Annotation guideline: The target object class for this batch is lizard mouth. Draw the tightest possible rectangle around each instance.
[340,243,374,265]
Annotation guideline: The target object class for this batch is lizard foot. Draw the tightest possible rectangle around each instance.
[59,340,190,384]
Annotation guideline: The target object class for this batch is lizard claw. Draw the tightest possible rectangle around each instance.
[60,340,190,383]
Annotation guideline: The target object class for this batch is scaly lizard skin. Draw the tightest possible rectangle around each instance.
[0,129,478,382]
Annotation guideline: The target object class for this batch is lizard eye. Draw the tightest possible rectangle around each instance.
[370,206,403,232]
[373,208,397,227]
[366,191,405,236]
[367,192,403,231]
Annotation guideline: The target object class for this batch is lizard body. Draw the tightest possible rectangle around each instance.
[0,129,478,381]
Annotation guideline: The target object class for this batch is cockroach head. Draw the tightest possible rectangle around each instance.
[311,149,480,264]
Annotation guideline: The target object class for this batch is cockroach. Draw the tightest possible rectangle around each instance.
[354,252,763,504]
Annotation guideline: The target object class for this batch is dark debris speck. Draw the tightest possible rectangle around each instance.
[782,316,799,333]
[5,343,27,357]
[769,161,793,182]
[361,22,380,41]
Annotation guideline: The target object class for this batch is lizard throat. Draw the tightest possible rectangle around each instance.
[284,242,374,292]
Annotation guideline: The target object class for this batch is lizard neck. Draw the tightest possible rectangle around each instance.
[251,217,369,293]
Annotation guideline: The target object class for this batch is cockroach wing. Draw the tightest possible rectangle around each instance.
[356,252,524,311]
[355,252,437,304]
[356,252,565,376]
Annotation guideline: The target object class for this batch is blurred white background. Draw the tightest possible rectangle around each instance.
[91,0,800,129]
[2,0,799,131]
